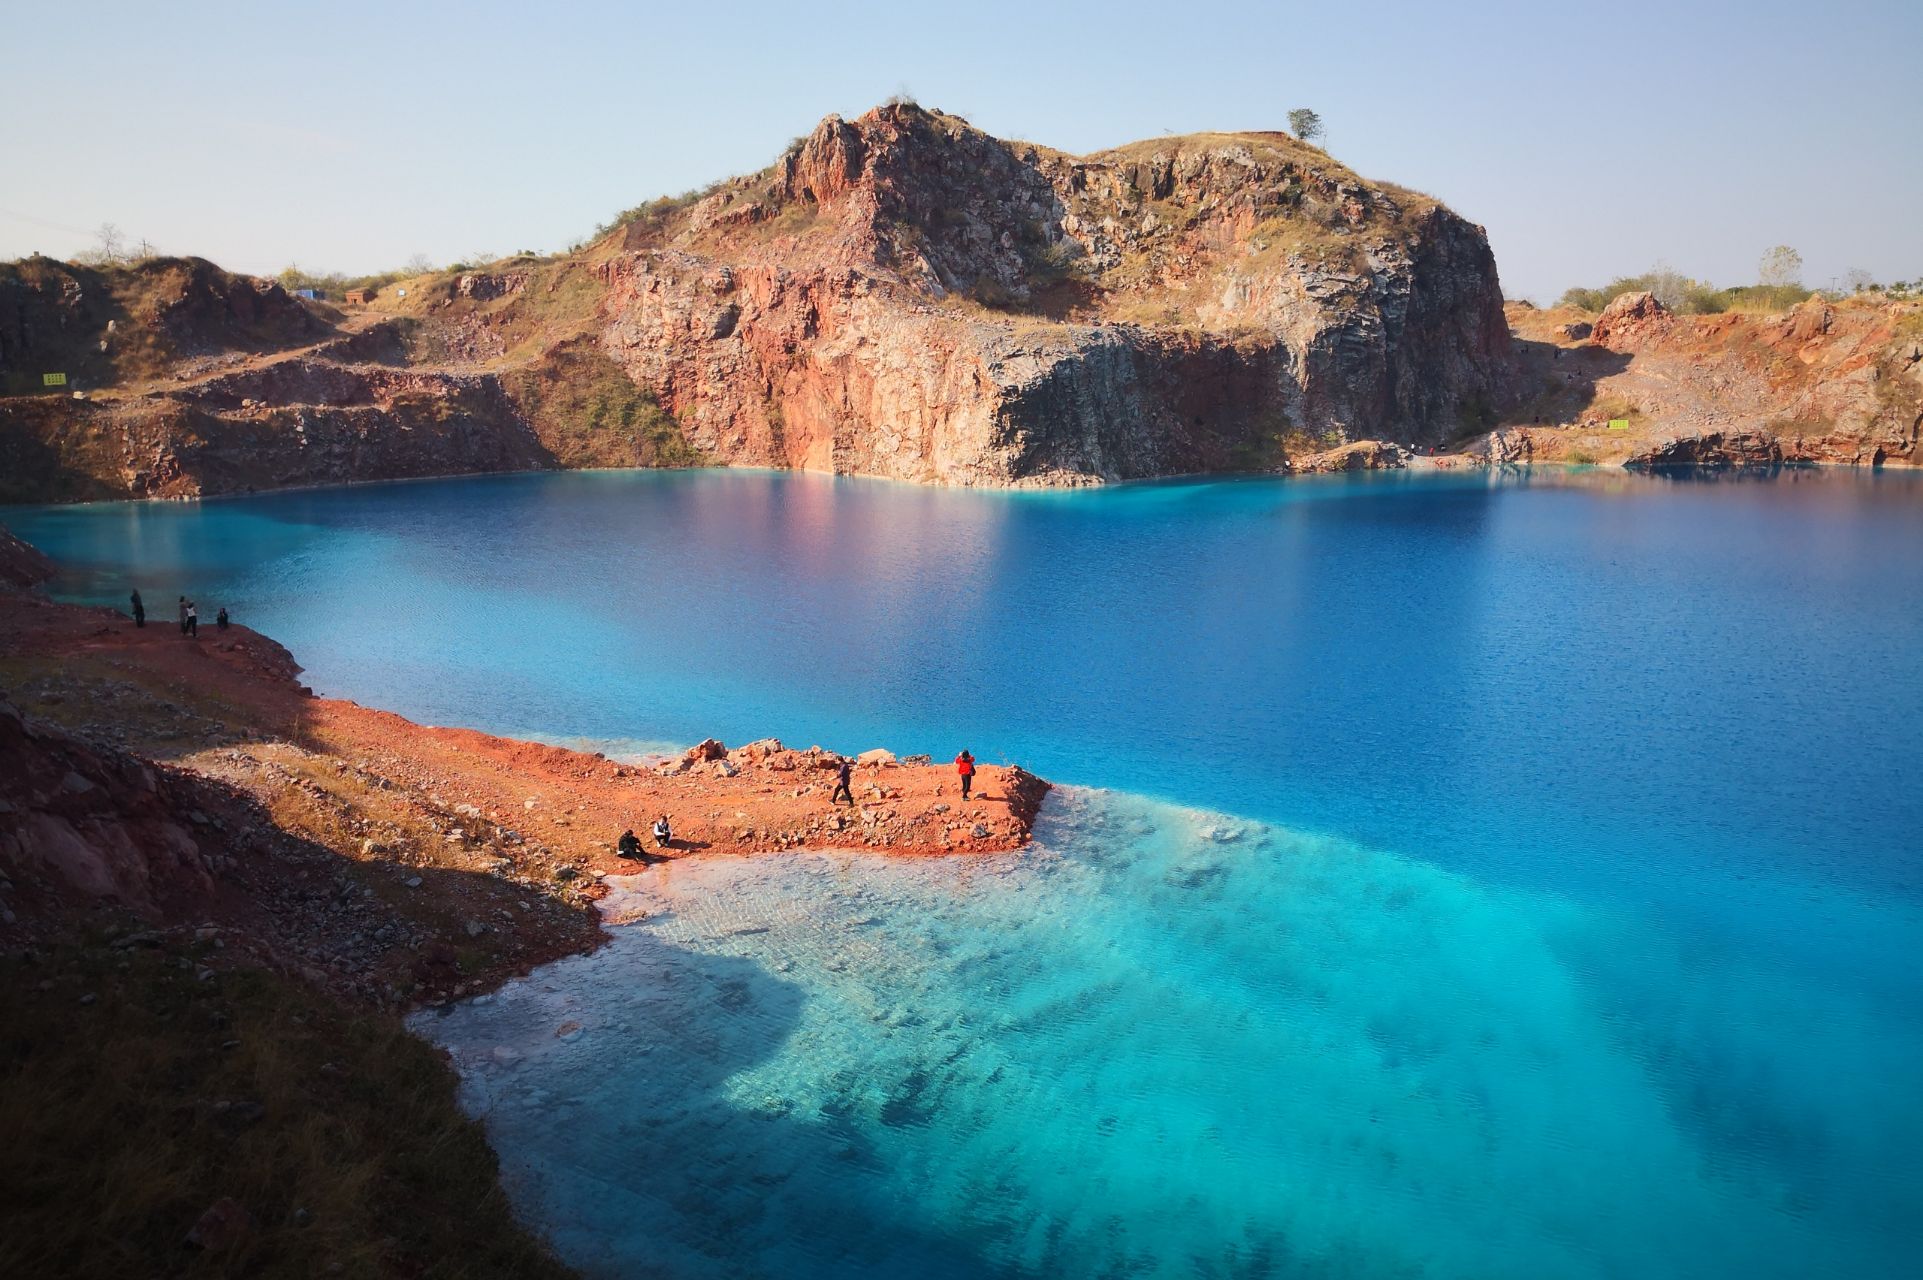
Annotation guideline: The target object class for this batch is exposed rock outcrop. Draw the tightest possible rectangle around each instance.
[1589,290,1673,347]
[0,256,321,397]
[1623,430,1785,470]
[0,522,52,589]
[1,103,1516,500]
[598,104,1513,485]
[1498,295,1923,468]
[1288,439,1412,472]
[0,696,217,917]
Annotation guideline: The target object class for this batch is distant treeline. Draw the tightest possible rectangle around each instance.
[1557,274,1813,315]
[274,250,548,298]
[1558,251,1918,315]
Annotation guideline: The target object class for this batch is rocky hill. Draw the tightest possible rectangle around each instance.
[1480,291,1923,468]
[0,102,1514,500]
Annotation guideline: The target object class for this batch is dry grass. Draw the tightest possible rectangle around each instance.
[1587,395,1646,428]
[745,200,825,244]
[1089,130,1342,173]
[502,338,703,468]
[1,258,321,396]
[0,942,574,1279]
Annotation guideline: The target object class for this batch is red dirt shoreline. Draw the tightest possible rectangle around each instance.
[0,544,1048,1004]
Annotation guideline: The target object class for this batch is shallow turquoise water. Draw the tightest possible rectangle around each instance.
[9,467,1922,1276]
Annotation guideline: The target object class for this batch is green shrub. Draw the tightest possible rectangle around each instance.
[503,340,703,468]
[1557,267,1729,315]
[1558,266,1823,316]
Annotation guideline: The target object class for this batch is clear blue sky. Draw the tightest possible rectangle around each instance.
[2,0,1917,301]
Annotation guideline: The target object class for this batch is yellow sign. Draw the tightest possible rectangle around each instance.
[42,372,67,387]
[1607,418,1629,430]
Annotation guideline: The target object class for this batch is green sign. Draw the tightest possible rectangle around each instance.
[42,371,67,387]
[1607,418,1629,431]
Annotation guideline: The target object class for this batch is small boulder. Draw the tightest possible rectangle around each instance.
[1590,290,1673,347]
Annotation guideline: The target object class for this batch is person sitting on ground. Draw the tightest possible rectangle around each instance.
[956,749,976,800]
[216,606,229,630]
[617,828,642,859]
[832,758,854,805]
[652,815,673,848]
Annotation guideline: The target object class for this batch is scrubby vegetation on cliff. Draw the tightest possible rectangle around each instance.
[0,256,323,396]
[504,338,704,468]
[2,99,1519,497]
[1551,248,1915,317]
[1558,268,1814,316]
[1,943,575,1279]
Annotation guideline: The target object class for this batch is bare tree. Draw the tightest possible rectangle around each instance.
[72,221,131,267]
[1645,261,1689,310]
[1287,109,1324,146]
[403,253,435,275]
[1843,267,1876,294]
[1758,245,1803,288]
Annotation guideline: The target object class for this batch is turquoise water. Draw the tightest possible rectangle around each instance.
[9,467,1922,1277]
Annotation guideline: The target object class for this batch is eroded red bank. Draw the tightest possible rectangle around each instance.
[0,551,1046,1003]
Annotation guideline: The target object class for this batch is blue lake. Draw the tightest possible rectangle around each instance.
[9,466,1922,1277]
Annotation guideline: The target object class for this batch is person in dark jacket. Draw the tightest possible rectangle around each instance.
[177,596,188,634]
[956,750,976,800]
[130,590,145,628]
[832,759,854,805]
[215,606,229,630]
[617,829,643,859]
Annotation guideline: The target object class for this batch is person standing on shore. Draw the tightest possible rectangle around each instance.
[186,601,198,637]
[130,590,144,628]
[832,758,854,805]
[216,606,229,631]
[177,596,188,634]
[955,749,976,801]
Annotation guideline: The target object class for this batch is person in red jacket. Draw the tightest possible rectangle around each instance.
[955,749,976,801]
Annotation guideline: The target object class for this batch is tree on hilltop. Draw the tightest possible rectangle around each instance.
[1287,109,1324,146]
[74,222,128,267]
[1758,245,1803,288]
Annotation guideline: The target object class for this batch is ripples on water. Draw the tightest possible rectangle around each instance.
[10,466,1922,1276]
[417,790,1920,1278]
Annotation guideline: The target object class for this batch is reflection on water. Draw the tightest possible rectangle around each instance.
[12,465,1923,1275]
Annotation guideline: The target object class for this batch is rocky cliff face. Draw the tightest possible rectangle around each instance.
[1491,292,1923,468]
[0,521,52,589]
[0,695,225,919]
[0,104,1516,500]
[598,103,1514,484]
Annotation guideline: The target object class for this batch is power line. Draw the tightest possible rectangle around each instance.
[0,206,98,238]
